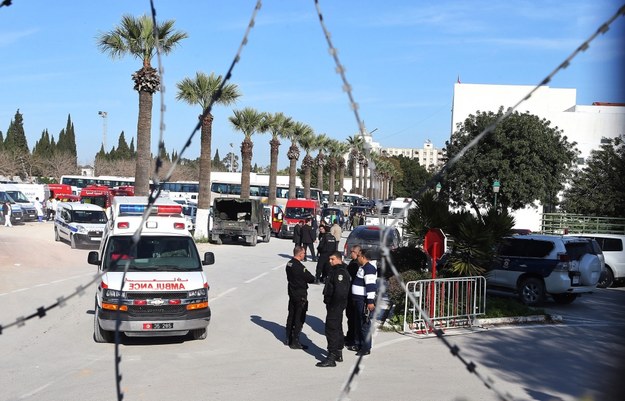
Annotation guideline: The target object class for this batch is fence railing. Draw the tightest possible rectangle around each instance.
[541,213,625,235]
[403,277,487,334]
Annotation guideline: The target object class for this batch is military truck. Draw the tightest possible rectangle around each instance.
[210,198,271,246]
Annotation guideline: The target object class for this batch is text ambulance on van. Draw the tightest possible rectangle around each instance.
[88,196,215,342]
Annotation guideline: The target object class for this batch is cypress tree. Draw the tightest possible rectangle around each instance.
[213,149,221,164]
[129,137,136,157]
[64,114,77,157]
[5,110,30,155]
[0,130,4,151]
[116,131,131,159]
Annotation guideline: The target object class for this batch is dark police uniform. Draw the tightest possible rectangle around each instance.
[344,258,359,346]
[322,262,351,359]
[315,231,337,282]
[285,255,315,348]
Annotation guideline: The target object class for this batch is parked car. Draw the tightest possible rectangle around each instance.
[488,234,602,305]
[343,225,401,261]
[569,234,625,288]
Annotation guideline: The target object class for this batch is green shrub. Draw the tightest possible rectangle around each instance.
[385,246,429,279]
[386,269,431,312]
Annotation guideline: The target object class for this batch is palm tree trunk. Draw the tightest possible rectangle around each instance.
[268,137,280,205]
[351,158,357,194]
[362,164,368,198]
[197,113,213,210]
[288,158,297,199]
[358,162,363,195]
[134,89,153,196]
[304,166,311,199]
[328,168,336,206]
[240,138,253,199]
[338,165,345,202]
[316,160,324,193]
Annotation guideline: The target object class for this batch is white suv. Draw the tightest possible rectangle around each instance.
[488,234,602,305]
[571,234,625,288]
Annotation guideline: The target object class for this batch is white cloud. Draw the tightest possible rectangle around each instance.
[0,28,38,47]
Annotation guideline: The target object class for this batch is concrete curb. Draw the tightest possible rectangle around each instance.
[379,314,564,333]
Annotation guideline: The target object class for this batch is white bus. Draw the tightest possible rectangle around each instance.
[60,175,135,195]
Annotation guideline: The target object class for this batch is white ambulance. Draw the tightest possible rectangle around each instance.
[88,196,215,342]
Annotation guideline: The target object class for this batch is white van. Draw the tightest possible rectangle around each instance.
[0,184,38,221]
[0,190,24,224]
[571,234,625,288]
[54,202,107,248]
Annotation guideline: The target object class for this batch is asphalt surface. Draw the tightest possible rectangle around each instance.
[1,221,624,401]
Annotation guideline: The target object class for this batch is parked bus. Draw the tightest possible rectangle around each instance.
[60,175,135,195]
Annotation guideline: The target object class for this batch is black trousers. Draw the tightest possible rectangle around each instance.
[303,243,316,261]
[315,252,331,280]
[344,296,356,346]
[286,296,308,344]
[325,305,346,354]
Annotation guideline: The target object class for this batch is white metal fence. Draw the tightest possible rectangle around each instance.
[403,277,487,334]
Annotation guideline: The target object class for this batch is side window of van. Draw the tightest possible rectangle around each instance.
[602,238,623,252]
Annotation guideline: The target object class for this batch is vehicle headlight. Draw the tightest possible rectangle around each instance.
[188,288,207,297]
[76,225,88,234]
[104,289,126,298]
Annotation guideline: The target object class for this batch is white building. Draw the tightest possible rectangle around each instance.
[382,140,444,171]
[451,83,625,231]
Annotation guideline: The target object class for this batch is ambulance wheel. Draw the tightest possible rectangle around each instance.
[54,228,60,242]
[93,305,113,343]
[191,328,207,340]
[70,234,77,249]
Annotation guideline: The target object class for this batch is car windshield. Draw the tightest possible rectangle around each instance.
[104,236,201,272]
[285,207,313,219]
[71,210,107,224]
[6,191,29,203]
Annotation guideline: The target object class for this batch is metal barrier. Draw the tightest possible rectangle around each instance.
[403,277,487,334]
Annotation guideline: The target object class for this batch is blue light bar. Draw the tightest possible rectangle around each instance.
[119,204,146,215]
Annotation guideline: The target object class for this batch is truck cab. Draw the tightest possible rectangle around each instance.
[88,196,215,342]
[279,198,321,238]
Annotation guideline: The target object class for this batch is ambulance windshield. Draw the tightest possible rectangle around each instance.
[105,236,201,272]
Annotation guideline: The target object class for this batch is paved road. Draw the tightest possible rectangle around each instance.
[1,221,624,401]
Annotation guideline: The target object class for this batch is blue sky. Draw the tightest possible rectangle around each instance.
[1,0,623,168]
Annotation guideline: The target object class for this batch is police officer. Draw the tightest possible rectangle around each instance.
[315,225,337,283]
[344,245,361,348]
[285,246,315,350]
[316,251,351,367]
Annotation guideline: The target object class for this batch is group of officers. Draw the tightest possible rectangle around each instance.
[285,243,377,367]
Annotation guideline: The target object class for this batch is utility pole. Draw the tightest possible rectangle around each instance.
[230,143,234,172]
[98,111,108,151]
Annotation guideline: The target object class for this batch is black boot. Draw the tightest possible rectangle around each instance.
[289,338,308,350]
[316,354,336,367]
[333,351,343,363]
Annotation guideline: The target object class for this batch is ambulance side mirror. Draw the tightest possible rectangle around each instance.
[202,252,215,266]
[88,251,100,265]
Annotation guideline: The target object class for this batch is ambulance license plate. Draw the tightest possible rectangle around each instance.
[144,323,173,330]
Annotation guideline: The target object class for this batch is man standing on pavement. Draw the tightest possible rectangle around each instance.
[285,246,316,350]
[316,251,351,367]
[344,245,361,348]
[301,218,316,262]
[330,220,342,247]
[347,249,377,356]
[293,220,304,247]
[315,225,337,284]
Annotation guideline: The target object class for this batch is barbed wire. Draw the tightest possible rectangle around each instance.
[0,1,623,400]
[311,1,625,400]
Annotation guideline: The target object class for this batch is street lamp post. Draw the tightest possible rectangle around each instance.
[492,179,501,209]
[98,111,107,151]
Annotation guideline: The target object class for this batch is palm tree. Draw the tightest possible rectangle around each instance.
[265,112,293,205]
[361,156,369,198]
[229,108,268,199]
[313,134,330,193]
[326,139,342,206]
[347,135,363,194]
[98,14,188,196]
[285,122,312,199]
[298,131,317,199]
[176,72,240,238]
